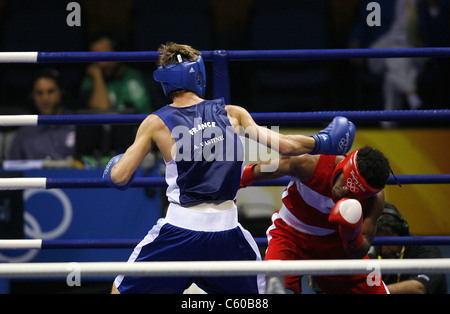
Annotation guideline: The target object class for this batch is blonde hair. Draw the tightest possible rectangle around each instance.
[157,42,201,67]
[156,42,203,99]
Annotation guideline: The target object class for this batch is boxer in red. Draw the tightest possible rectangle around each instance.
[241,146,391,294]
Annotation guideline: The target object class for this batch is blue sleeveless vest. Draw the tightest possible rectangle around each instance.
[153,98,244,204]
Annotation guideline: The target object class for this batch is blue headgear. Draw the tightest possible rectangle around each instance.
[153,55,206,98]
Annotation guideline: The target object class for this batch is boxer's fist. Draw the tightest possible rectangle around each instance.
[329,198,364,250]
[310,116,355,155]
[240,163,257,188]
[103,154,136,191]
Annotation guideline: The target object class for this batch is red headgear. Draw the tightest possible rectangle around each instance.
[331,149,381,199]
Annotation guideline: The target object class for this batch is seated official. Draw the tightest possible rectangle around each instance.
[370,202,447,294]
[80,34,152,114]
[8,68,75,161]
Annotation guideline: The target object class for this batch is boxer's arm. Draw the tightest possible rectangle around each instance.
[386,280,426,294]
[342,191,384,258]
[240,155,318,188]
[329,198,365,257]
[253,157,292,180]
[103,153,136,190]
[226,105,316,155]
[355,191,385,258]
[328,191,385,259]
[109,115,156,186]
[226,106,355,156]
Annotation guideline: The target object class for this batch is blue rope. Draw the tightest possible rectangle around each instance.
[37,236,450,249]
[45,177,165,188]
[251,109,450,123]
[38,114,148,125]
[372,236,450,246]
[251,174,450,186]
[35,48,450,63]
[44,174,450,189]
[38,51,161,63]
[226,47,450,61]
[42,239,139,249]
[36,110,450,125]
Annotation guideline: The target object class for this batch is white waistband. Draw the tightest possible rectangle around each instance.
[165,202,238,232]
[278,204,335,236]
[181,200,236,212]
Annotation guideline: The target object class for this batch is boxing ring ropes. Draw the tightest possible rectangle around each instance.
[0,47,449,282]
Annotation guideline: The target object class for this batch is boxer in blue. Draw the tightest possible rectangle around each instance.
[103,42,356,294]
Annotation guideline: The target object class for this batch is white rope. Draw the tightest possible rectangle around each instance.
[0,240,42,249]
[0,178,46,190]
[0,52,38,63]
[0,259,448,279]
[0,115,38,126]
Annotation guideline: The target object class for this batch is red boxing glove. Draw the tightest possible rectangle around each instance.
[329,198,364,251]
[240,163,257,188]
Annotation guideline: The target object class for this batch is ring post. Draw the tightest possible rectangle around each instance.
[212,50,231,104]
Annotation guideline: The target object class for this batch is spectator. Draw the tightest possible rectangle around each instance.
[8,68,75,160]
[370,202,448,294]
[81,34,152,114]
[349,0,449,126]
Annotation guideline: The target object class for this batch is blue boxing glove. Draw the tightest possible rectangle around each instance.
[310,116,355,155]
[103,153,136,191]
